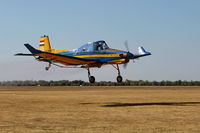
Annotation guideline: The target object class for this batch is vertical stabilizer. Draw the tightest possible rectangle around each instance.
[39,35,51,52]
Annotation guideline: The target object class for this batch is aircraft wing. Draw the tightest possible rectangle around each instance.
[18,44,99,65]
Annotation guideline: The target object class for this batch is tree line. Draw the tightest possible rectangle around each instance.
[0,80,200,86]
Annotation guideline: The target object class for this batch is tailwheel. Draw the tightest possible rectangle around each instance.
[89,76,95,83]
[45,62,51,71]
[117,75,123,83]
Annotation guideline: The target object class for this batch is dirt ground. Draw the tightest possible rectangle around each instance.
[0,86,200,133]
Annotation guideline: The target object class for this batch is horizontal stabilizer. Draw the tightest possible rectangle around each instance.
[15,53,35,56]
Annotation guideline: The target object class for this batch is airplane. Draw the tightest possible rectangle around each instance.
[15,35,151,83]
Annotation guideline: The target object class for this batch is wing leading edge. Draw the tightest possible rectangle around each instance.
[22,44,99,65]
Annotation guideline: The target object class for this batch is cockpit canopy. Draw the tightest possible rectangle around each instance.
[94,41,109,51]
[77,40,109,52]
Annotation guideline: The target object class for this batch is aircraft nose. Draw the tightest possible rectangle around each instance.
[127,52,134,58]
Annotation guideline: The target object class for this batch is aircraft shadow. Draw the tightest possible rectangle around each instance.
[101,102,200,107]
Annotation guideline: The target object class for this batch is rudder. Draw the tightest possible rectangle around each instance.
[39,35,51,52]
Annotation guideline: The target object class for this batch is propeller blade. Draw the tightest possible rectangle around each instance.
[123,63,128,69]
[124,40,129,52]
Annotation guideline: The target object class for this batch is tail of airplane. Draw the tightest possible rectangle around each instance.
[15,35,68,56]
[138,47,151,56]
[38,35,67,53]
[39,35,52,52]
[131,46,151,59]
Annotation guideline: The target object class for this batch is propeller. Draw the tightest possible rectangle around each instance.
[124,40,129,52]
[123,41,133,69]
[123,62,128,69]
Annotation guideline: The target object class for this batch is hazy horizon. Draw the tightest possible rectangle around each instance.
[0,0,199,81]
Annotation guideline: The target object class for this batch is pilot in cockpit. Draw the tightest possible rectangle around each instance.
[94,41,109,51]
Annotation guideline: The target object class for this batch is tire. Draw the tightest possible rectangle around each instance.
[117,75,123,83]
[45,67,49,71]
[89,76,95,83]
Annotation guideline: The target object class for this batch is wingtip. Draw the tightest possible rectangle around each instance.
[14,53,22,56]
[24,43,30,47]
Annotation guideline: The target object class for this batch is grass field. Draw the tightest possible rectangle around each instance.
[0,86,200,133]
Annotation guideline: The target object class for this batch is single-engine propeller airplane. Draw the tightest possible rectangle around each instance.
[16,35,151,83]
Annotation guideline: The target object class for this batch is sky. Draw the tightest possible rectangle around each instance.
[0,0,199,81]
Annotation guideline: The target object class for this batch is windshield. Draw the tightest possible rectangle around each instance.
[94,41,109,51]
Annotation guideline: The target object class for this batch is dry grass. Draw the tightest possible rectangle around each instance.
[0,86,200,133]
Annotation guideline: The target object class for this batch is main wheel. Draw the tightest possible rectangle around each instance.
[45,67,49,71]
[89,76,95,83]
[116,75,123,83]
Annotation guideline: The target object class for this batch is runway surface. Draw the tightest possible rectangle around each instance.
[0,86,200,133]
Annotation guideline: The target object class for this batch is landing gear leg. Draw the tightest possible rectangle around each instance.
[87,67,95,83]
[45,62,51,71]
[112,64,123,83]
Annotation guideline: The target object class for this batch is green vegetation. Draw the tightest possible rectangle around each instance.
[0,80,200,86]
